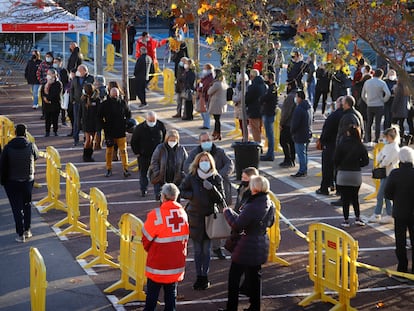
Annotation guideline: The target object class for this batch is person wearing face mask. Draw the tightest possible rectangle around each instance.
[24,50,42,109]
[67,42,82,72]
[171,34,188,79]
[135,31,168,64]
[172,57,189,118]
[69,64,94,146]
[207,68,228,139]
[134,46,153,108]
[181,59,196,120]
[180,152,225,291]
[287,49,305,89]
[197,63,215,129]
[369,126,400,224]
[384,69,398,130]
[131,111,166,197]
[234,167,259,213]
[99,87,132,177]
[392,80,410,141]
[36,51,54,120]
[52,57,69,126]
[149,130,188,201]
[40,69,63,137]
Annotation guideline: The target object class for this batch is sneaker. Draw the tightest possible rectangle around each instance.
[24,230,32,239]
[368,214,382,223]
[341,221,350,228]
[138,103,148,109]
[380,215,393,224]
[123,170,131,178]
[355,218,366,226]
[32,105,38,109]
[290,172,307,178]
[15,235,26,243]
[213,248,226,260]
[104,170,112,177]
[316,188,329,195]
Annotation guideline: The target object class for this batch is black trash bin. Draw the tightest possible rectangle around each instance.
[128,76,136,100]
[231,141,261,180]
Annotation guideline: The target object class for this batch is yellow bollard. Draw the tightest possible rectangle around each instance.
[274,107,282,153]
[36,146,66,213]
[76,187,119,269]
[267,192,290,266]
[30,247,48,311]
[364,142,383,201]
[299,223,358,311]
[161,68,175,104]
[104,213,147,304]
[80,35,90,61]
[54,163,89,236]
[227,118,242,138]
[148,62,161,91]
[104,44,117,72]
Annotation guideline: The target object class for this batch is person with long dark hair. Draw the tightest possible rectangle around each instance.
[40,69,62,137]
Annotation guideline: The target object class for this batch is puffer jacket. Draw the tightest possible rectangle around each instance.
[180,172,224,241]
[224,192,275,266]
[149,142,188,185]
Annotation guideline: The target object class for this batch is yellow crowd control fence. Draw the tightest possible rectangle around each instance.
[162,68,175,104]
[364,142,383,201]
[148,62,162,91]
[54,162,89,236]
[105,44,117,72]
[77,187,119,269]
[274,107,282,153]
[105,213,147,304]
[37,146,66,213]
[267,191,289,266]
[299,223,358,311]
[30,247,48,311]
[0,115,14,148]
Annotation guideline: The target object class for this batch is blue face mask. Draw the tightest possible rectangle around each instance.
[199,161,211,172]
[201,141,212,151]
[382,138,389,144]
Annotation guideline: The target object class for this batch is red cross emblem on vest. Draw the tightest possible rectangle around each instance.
[166,210,185,233]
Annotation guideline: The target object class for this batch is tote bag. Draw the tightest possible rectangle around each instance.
[205,211,231,239]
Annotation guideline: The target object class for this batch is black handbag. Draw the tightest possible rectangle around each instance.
[372,167,386,179]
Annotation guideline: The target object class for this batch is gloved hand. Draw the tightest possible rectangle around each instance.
[203,179,213,190]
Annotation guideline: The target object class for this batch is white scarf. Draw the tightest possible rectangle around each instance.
[197,169,214,180]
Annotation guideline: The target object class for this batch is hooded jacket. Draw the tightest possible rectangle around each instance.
[245,76,267,119]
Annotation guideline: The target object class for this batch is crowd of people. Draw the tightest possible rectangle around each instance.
[14,34,414,310]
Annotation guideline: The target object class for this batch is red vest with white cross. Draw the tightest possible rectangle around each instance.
[142,200,189,283]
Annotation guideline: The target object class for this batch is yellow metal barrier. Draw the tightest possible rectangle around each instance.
[364,142,383,201]
[77,187,119,269]
[104,213,147,304]
[299,223,358,311]
[80,35,90,61]
[105,44,117,72]
[227,118,242,138]
[54,163,89,236]
[37,146,66,213]
[30,247,48,311]
[161,68,175,104]
[148,62,161,91]
[0,115,14,148]
[274,107,282,153]
[267,192,289,266]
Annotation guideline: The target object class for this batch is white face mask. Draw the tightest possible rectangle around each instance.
[52,63,59,69]
[202,69,208,76]
[294,97,298,104]
[199,161,211,172]
[46,75,53,81]
[75,71,81,77]
[46,57,52,63]
[168,141,177,148]
[146,120,156,127]
[389,75,397,81]
[184,64,189,70]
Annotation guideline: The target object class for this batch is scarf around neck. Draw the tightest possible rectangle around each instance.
[197,169,214,180]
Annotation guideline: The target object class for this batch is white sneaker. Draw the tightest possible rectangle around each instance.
[24,230,32,239]
[368,214,382,223]
[341,221,350,228]
[355,218,366,226]
[15,235,26,243]
[380,215,393,224]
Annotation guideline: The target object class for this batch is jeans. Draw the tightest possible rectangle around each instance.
[72,102,81,143]
[374,177,392,216]
[366,106,384,142]
[193,239,211,276]
[201,112,210,129]
[274,67,281,86]
[307,78,316,105]
[5,180,34,236]
[263,115,275,158]
[294,142,308,174]
[144,278,177,311]
[226,262,262,311]
[394,217,414,273]
[138,155,151,191]
[31,84,40,107]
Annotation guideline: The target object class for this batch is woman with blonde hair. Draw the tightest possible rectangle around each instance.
[180,151,225,290]
[149,129,188,201]
[81,83,100,162]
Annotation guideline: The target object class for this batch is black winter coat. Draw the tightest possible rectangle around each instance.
[67,47,82,72]
[334,136,369,171]
[260,82,278,116]
[245,76,267,118]
[81,93,100,133]
[320,108,344,148]
[385,163,414,220]
[70,74,94,104]
[99,97,131,139]
[130,121,166,157]
[41,81,63,113]
[290,99,312,144]
[25,59,42,84]
[224,192,275,266]
[336,107,364,145]
[180,172,224,241]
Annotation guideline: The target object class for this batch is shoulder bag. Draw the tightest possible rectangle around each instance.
[205,201,231,239]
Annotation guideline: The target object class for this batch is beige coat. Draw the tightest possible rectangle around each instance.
[207,80,227,115]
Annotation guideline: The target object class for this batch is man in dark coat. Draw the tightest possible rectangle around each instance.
[134,46,153,108]
[130,111,166,197]
[316,96,344,195]
[67,42,82,72]
[290,90,312,177]
[245,69,267,143]
[24,50,42,109]
[384,147,414,274]
[287,49,306,89]
[260,72,278,161]
[0,124,39,243]
[99,87,132,178]
[279,81,297,168]
[69,64,94,145]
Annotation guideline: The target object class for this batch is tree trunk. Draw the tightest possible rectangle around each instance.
[193,7,200,67]
[120,22,129,102]
[96,8,104,76]
[240,60,248,142]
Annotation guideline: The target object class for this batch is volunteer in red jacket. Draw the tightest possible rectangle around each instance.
[142,183,189,311]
